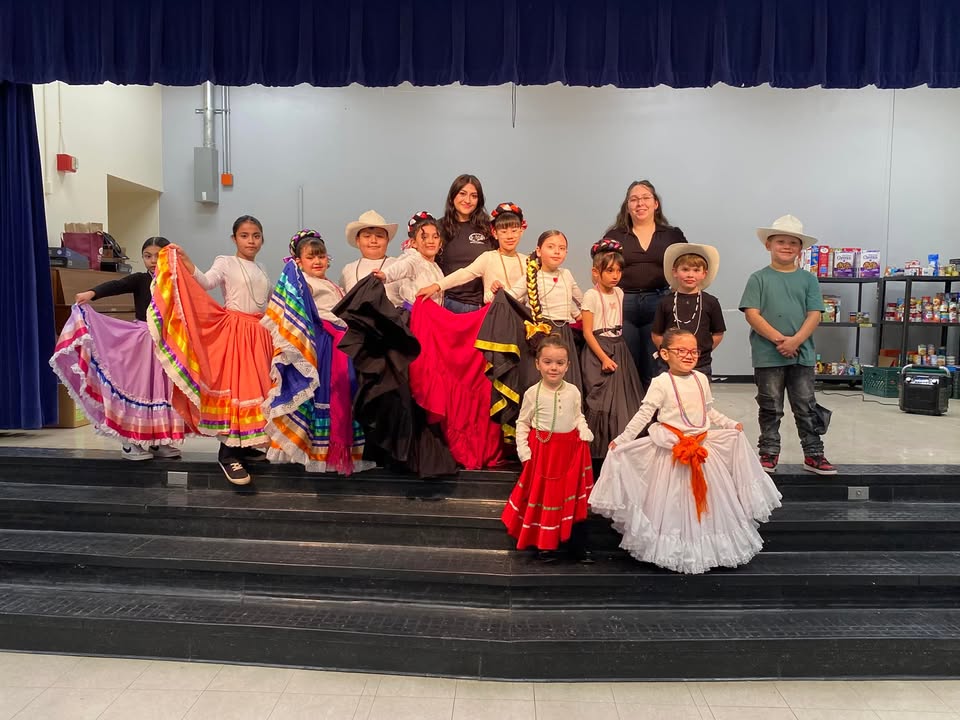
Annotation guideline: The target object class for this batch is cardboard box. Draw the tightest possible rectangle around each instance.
[859,249,881,277]
[817,245,832,277]
[832,248,858,278]
[46,384,90,429]
[822,294,842,322]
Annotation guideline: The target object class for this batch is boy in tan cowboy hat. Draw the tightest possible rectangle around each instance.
[340,210,403,306]
[739,214,835,476]
[651,243,725,378]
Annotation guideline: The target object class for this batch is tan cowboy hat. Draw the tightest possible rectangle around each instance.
[345,210,399,248]
[663,243,720,291]
[756,214,817,249]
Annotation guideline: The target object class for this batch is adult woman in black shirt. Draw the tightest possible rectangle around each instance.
[603,180,687,389]
[438,174,492,313]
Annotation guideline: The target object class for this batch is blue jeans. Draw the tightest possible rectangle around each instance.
[622,289,668,389]
[754,365,824,457]
[443,297,481,314]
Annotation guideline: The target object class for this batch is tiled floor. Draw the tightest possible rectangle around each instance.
[1,652,959,720]
[3,384,958,465]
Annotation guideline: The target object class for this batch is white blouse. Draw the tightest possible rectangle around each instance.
[340,257,402,306]
[509,267,583,322]
[305,275,345,326]
[581,287,624,337]
[383,249,444,306]
[437,250,528,304]
[614,371,738,446]
[193,255,271,315]
[516,381,593,463]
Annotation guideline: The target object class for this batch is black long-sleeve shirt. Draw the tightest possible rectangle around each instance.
[89,272,152,322]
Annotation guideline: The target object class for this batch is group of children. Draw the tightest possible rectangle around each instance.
[51,200,836,575]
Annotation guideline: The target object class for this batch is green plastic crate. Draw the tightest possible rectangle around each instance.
[863,366,901,398]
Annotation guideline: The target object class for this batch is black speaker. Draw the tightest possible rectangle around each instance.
[899,366,951,416]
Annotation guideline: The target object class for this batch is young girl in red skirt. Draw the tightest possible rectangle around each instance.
[501,335,595,562]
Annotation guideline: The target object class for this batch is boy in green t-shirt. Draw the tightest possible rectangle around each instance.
[738,215,835,476]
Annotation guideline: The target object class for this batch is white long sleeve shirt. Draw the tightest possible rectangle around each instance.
[383,249,444,306]
[340,257,402,306]
[516,381,593,463]
[509,267,583,322]
[437,250,528,304]
[304,274,345,325]
[193,255,271,315]
[614,371,738,446]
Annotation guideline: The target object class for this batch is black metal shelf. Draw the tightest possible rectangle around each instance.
[881,321,960,327]
[878,277,959,364]
[816,277,881,284]
[820,322,877,328]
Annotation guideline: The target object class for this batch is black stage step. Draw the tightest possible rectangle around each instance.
[1,449,960,679]
[2,449,960,502]
[2,584,960,679]
[0,482,959,550]
[1,529,959,609]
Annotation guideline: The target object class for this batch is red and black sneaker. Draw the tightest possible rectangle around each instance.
[803,455,837,476]
[759,453,779,474]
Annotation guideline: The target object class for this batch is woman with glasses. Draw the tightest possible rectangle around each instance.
[602,180,687,389]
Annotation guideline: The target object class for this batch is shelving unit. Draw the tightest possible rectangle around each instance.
[877,276,958,364]
[814,277,880,384]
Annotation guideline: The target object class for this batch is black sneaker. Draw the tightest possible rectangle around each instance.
[219,458,251,486]
[538,550,561,563]
[572,548,595,564]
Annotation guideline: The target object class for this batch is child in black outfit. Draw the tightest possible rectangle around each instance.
[651,243,725,378]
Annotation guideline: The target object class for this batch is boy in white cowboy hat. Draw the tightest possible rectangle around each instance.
[340,210,403,306]
[652,243,725,379]
[739,214,835,476]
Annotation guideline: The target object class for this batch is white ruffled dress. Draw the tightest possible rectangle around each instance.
[589,371,782,574]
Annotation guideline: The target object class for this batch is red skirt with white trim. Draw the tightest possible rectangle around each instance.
[501,429,594,550]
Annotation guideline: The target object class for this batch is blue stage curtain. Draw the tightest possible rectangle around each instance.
[1,0,959,89]
[0,82,57,429]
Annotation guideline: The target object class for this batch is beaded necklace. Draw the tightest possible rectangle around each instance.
[539,269,568,325]
[533,380,560,444]
[235,256,269,309]
[668,371,707,429]
[594,284,622,334]
[672,290,703,335]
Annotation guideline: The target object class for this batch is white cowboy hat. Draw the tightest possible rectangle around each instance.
[663,243,720,291]
[756,214,817,249]
[345,210,399,248]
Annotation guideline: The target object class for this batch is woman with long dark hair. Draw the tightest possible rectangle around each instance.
[603,180,687,389]
[437,174,492,313]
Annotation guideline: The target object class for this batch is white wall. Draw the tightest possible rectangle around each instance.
[158,83,960,374]
[34,82,164,253]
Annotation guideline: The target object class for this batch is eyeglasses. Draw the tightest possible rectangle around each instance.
[629,195,655,203]
[665,348,700,358]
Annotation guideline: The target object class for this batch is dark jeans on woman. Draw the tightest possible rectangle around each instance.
[622,288,669,390]
[443,297,481,314]
[754,364,824,457]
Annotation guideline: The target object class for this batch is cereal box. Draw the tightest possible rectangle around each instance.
[858,249,881,278]
[832,248,858,278]
[816,245,831,278]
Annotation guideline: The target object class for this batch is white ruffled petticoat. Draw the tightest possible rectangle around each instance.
[589,424,782,574]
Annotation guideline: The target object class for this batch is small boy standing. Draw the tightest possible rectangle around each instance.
[738,215,836,476]
[652,244,726,378]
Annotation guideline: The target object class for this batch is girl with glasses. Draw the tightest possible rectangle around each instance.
[589,328,781,574]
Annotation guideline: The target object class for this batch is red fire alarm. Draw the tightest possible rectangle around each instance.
[56,153,78,173]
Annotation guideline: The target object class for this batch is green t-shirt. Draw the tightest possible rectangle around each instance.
[738,266,825,368]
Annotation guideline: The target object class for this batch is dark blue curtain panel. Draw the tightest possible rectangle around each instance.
[0,82,57,428]
[1,0,959,88]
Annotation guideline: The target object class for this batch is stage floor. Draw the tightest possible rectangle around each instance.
[4,384,958,465]
[2,650,959,720]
